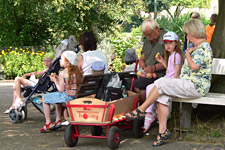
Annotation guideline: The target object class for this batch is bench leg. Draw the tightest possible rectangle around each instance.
[180,103,192,129]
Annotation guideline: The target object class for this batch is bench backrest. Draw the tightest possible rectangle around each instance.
[76,74,103,98]
[212,58,225,75]
[76,72,137,98]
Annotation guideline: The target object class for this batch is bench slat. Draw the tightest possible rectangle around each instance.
[212,58,225,75]
[173,93,225,106]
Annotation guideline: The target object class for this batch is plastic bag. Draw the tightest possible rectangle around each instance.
[106,74,122,88]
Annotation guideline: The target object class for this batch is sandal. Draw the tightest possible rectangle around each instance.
[40,122,54,133]
[162,129,172,140]
[152,129,172,146]
[143,113,156,133]
[124,108,145,120]
[152,133,165,146]
[50,120,62,130]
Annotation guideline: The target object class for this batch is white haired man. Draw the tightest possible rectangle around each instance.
[134,19,166,103]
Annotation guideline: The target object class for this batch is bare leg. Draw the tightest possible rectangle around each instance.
[126,86,159,117]
[63,109,69,119]
[157,103,169,133]
[139,90,146,104]
[134,87,147,104]
[55,103,62,122]
[13,77,31,105]
[43,102,51,124]
[152,102,170,145]
[139,86,159,112]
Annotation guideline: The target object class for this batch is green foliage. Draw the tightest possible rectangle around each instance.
[0,0,52,46]
[108,27,142,72]
[0,47,46,79]
[112,57,123,72]
[0,0,146,46]
[157,13,210,47]
[157,14,189,44]
[145,0,212,18]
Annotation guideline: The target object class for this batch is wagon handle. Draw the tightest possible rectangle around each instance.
[130,59,139,91]
[83,101,92,104]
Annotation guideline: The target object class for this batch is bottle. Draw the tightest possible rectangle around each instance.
[122,85,128,98]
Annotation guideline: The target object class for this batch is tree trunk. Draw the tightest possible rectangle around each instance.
[209,0,225,93]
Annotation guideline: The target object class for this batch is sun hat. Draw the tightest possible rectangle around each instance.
[91,61,105,71]
[125,48,138,64]
[44,52,55,60]
[62,51,78,66]
[162,31,178,42]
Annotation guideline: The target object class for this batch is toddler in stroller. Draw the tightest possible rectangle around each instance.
[8,53,63,123]
[4,52,55,114]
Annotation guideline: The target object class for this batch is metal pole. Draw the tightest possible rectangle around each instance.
[154,0,157,20]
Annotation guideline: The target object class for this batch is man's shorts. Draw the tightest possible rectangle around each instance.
[133,77,158,90]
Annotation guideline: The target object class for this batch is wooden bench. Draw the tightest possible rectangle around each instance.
[173,58,225,129]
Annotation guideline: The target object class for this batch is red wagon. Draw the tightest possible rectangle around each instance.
[64,91,144,149]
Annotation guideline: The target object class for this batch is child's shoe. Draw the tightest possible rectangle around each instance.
[143,113,156,133]
[61,120,69,126]
[4,106,13,114]
[50,120,62,130]
[40,122,54,133]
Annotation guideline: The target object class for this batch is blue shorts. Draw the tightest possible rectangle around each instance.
[43,91,75,104]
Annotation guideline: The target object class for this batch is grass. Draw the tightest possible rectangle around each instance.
[168,104,225,144]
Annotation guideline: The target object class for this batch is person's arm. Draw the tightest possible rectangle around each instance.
[78,55,84,74]
[185,47,199,71]
[50,70,65,92]
[139,53,145,69]
[173,53,182,78]
[155,54,166,68]
[154,63,166,72]
[174,64,182,78]
[22,68,48,78]
[32,68,48,76]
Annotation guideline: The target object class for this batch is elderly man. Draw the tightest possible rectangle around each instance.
[134,19,166,103]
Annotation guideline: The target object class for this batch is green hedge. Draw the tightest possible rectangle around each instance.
[0,47,48,79]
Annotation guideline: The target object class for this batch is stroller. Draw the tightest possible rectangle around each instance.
[9,57,62,123]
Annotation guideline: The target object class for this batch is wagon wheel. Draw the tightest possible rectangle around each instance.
[90,126,103,136]
[132,119,144,138]
[64,125,79,147]
[9,109,19,123]
[107,126,121,149]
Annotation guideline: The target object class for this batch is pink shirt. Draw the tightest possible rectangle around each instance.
[165,52,182,78]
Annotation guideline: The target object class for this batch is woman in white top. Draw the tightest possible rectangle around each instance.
[78,32,108,75]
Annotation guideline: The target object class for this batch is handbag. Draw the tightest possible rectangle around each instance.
[103,87,123,102]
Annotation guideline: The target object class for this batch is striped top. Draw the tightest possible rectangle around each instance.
[65,76,77,97]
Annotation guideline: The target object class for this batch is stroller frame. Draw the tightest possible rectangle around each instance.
[9,57,62,123]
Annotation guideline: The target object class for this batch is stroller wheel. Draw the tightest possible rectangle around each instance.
[22,106,28,120]
[9,109,19,123]
[17,110,25,123]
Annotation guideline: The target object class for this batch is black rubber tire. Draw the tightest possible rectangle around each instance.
[64,125,78,147]
[132,119,144,138]
[90,126,103,136]
[9,109,19,123]
[107,126,120,149]
[17,110,25,123]
[22,106,27,120]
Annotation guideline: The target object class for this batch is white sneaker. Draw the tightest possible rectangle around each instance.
[4,106,13,114]
[61,120,69,126]
[4,109,10,114]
